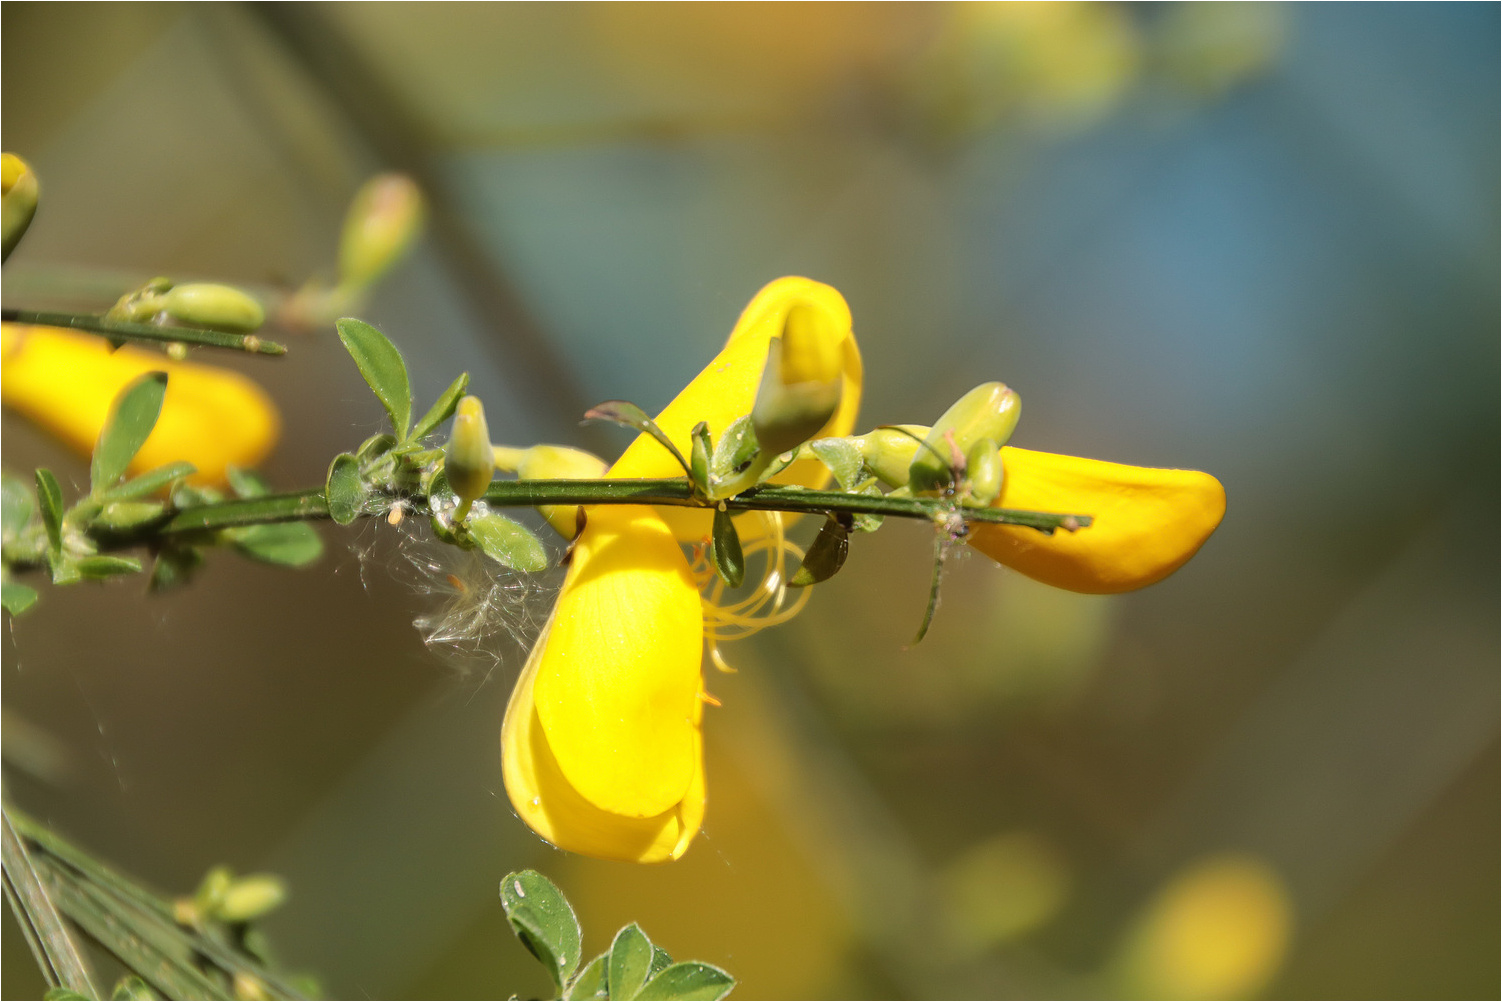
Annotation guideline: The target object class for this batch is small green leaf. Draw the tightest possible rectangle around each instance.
[93,501,166,532]
[790,513,849,587]
[565,954,608,1001]
[909,533,945,648]
[49,556,81,586]
[76,555,143,579]
[2,470,35,541]
[466,514,547,572]
[336,317,413,438]
[409,372,471,443]
[216,874,287,923]
[91,371,168,493]
[355,432,399,462]
[35,468,63,554]
[850,479,885,533]
[111,975,157,1000]
[648,947,674,979]
[2,580,38,616]
[501,870,582,993]
[230,523,323,567]
[43,989,90,1001]
[225,466,270,499]
[710,507,744,589]
[150,546,203,591]
[104,461,196,501]
[711,415,759,480]
[325,453,366,526]
[689,422,712,495]
[607,923,654,1001]
[809,437,863,491]
[634,961,735,1001]
[584,400,693,479]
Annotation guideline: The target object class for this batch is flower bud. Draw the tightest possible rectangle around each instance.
[962,438,1003,507]
[750,303,846,457]
[161,283,265,333]
[338,173,425,289]
[216,873,287,923]
[854,425,928,487]
[500,443,607,539]
[2,153,38,261]
[908,382,1021,495]
[444,395,494,521]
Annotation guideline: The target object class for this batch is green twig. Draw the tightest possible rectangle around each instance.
[2,807,99,998]
[2,309,286,356]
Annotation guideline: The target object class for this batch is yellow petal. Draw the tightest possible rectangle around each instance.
[967,446,1225,594]
[531,505,704,818]
[610,277,863,540]
[502,618,705,863]
[1,324,279,486]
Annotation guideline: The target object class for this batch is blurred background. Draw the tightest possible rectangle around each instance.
[2,3,1497,998]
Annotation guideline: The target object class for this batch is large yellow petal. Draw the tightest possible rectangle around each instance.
[967,446,1226,594]
[502,620,705,863]
[531,505,704,818]
[0,324,279,486]
[609,277,863,540]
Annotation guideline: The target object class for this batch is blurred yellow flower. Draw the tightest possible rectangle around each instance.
[1,324,279,486]
[501,277,861,862]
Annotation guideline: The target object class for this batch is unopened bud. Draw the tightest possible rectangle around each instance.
[751,303,847,456]
[444,396,494,521]
[501,444,607,539]
[2,153,38,261]
[962,438,1003,507]
[338,173,425,289]
[854,425,928,487]
[908,383,1021,495]
[163,283,265,333]
[217,874,287,923]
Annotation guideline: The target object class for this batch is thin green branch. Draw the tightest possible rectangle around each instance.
[2,308,287,356]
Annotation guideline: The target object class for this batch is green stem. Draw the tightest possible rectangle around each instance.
[2,807,99,998]
[2,309,287,356]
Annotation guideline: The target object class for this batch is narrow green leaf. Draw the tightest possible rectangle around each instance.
[336,317,413,437]
[325,453,366,526]
[500,870,582,992]
[3,580,38,616]
[909,533,946,647]
[103,462,195,501]
[790,513,849,587]
[565,954,608,1001]
[606,923,654,1001]
[225,466,271,499]
[93,501,166,532]
[3,470,35,540]
[808,437,863,491]
[710,415,759,480]
[149,546,203,592]
[584,400,693,479]
[75,555,143,580]
[35,469,63,554]
[689,422,712,495]
[466,514,547,572]
[409,371,470,443]
[634,961,735,1001]
[710,507,744,589]
[230,523,323,567]
[91,372,168,493]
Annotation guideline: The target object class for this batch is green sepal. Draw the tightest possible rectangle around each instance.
[93,501,166,532]
[91,371,168,494]
[466,514,547,572]
[607,923,655,1001]
[409,371,470,443]
[808,437,862,491]
[2,580,39,616]
[150,545,204,591]
[103,461,195,501]
[35,468,64,555]
[565,954,608,1001]
[689,422,712,496]
[850,478,885,533]
[325,453,366,526]
[634,961,735,1001]
[336,317,413,438]
[229,523,323,567]
[790,513,849,587]
[583,400,693,480]
[75,555,143,580]
[500,870,583,994]
[2,470,35,542]
[710,415,759,481]
[710,507,744,589]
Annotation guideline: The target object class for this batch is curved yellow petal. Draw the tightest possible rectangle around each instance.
[610,277,863,541]
[502,620,705,863]
[1,324,279,486]
[967,446,1226,594]
[531,505,704,818]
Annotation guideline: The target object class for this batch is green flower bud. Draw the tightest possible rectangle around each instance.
[338,173,425,289]
[2,153,38,261]
[216,874,287,923]
[162,283,265,333]
[444,396,494,522]
[908,383,1021,495]
[854,425,928,487]
[751,304,846,457]
[495,443,607,539]
[962,438,1003,507]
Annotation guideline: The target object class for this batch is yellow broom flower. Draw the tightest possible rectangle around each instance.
[501,277,861,862]
[1,325,279,486]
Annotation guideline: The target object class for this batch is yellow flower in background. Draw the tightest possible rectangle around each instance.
[968,446,1226,594]
[1,324,280,486]
[502,277,861,862]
